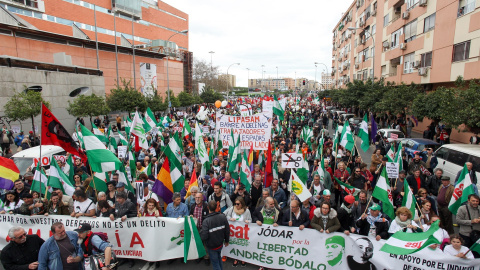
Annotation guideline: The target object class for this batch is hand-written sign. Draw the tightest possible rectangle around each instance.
[386,162,399,178]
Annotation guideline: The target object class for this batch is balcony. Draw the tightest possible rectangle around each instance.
[0,0,45,12]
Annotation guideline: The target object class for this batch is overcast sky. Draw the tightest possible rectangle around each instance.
[163,0,352,87]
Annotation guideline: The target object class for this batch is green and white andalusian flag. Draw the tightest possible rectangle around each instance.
[195,122,209,165]
[315,134,324,160]
[394,142,403,171]
[118,132,128,146]
[332,125,340,151]
[372,166,395,220]
[164,133,186,192]
[380,220,440,255]
[130,111,149,150]
[449,163,476,215]
[402,179,417,215]
[107,126,117,153]
[315,155,326,184]
[227,129,241,180]
[386,144,395,162]
[63,155,75,182]
[184,216,206,263]
[48,158,75,196]
[340,125,355,152]
[301,126,313,147]
[240,151,252,192]
[127,149,136,182]
[118,165,135,192]
[358,113,370,152]
[289,169,312,202]
[297,157,309,185]
[144,107,158,132]
[183,117,192,138]
[80,124,122,173]
[91,172,108,193]
[32,161,49,196]
[334,177,360,198]
[91,122,108,144]
[273,95,285,121]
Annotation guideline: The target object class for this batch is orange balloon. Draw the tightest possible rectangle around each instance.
[215,100,222,108]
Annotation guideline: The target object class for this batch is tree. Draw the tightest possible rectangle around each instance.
[358,79,387,113]
[375,83,421,115]
[178,91,195,107]
[67,94,110,123]
[146,90,164,112]
[193,94,203,105]
[200,86,223,103]
[411,87,456,125]
[166,90,181,108]
[4,89,50,137]
[193,58,222,93]
[445,79,480,133]
[106,79,147,112]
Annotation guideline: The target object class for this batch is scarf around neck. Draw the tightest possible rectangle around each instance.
[394,216,412,228]
[340,203,352,214]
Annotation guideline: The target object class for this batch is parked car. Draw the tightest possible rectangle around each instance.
[340,114,356,123]
[378,129,405,140]
[400,138,440,160]
[11,145,66,175]
[434,144,480,187]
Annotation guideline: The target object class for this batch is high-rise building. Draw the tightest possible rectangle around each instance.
[219,74,236,89]
[321,72,334,90]
[332,0,480,89]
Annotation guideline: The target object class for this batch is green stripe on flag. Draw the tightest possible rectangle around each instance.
[380,220,440,255]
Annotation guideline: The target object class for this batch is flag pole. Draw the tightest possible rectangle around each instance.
[362,195,374,215]
[39,102,45,199]
[89,166,98,198]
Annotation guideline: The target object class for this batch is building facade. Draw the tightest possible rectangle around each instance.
[331,0,480,142]
[321,72,334,90]
[332,0,480,89]
[0,0,191,95]
[219,74,236,89]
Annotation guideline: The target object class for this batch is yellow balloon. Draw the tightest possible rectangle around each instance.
[215,100,222,108]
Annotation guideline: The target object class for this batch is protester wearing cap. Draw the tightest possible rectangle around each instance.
[110,191,137,222]
[23,171,34,187]
[316,189,336,210]
[75,223,113,270]
[1,226,45,270]
[12,193,34,215]
[230,183,252,209]
[356,203,390,241]
[337,195,356,235]
[116,181,136,203]
[437,176,455,234]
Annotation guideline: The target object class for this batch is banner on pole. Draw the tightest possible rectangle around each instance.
[215,112,273,150]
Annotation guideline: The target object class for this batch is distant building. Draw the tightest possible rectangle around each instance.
[219,74,236,88]
[321,72,334,90]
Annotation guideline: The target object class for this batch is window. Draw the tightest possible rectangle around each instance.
[381,65,387,76]
[424,13,436,32]
[420,52,432,67]
[446,149,469,166]
[365,5,371,20]
[403,53,415,74]
[362,69,369,80]
[384,14,390,27]
[391,28,403,48]
[371,46,375,57]
[458,0,475,17]
[404,20,417,43]
[370,68,374,79]
[453,41,470,62]
[372,24,376,35]
[406,0,419,9]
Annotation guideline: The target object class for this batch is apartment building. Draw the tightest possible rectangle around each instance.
[321,72,334,89]
[219,74,236,88]
[331,0,480,89]
[249,78,288,90]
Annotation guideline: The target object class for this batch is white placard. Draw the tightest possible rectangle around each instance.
[117,146,127,159]
[386,162,399,178]
[11,125,20,134]
[281,153,304,168]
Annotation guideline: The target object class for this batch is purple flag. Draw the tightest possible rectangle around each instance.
[370,115,378,143]
[411,115,418,127]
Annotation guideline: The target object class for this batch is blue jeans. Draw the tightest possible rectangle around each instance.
[208,248,223,270]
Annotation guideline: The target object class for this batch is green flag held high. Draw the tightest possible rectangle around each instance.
[164,133,186,192]
[240,151,252,192]
[340,125,355,152]
[80,124,122,173]
[183,216,206,263]
[32,161,49,196]
[48,158,75,196]
[183,117,192,138]
[144,107,158,132]
[358,113,370,152]
[402,179,417,215]
[334,177,360,199]
[273,95,285,121]
[91,122,108,144]
[372,166,395,220]
[449,163,476,215]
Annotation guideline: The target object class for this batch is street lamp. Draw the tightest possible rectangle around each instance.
[226,62,240,99]
[315,62,329,90]
[209,51,215,71]
[246,68,250,94]
[348,27,375,81]
[166,29,188,111]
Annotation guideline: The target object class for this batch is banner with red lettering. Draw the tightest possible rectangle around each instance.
[215,111,273,150]
[223,221,480,269]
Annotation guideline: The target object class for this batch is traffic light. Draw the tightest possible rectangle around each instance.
[303,80,306,85]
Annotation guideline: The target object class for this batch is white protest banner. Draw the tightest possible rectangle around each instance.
[262,100,273,112]
[386,162,399,178]
[0,216,203,262]
[223,221,480,270]
[239,104,251,116]
[117,146,127,159]
[203,126,210,134]
[281,153,304,168]
[216,111,273,150]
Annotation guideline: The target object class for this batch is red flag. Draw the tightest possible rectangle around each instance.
[41,104,86,161]
[264,140,273,188]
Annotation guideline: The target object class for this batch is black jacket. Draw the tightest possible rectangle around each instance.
[189,202,209,221]
[281,209,310,228]
[337,207,355,232]
[424,175,441,196]
[113,200,137,218]
[230,192,252,209]
[0,234,45,270]
[201,212,230,249]
[249,185,263,212]
[356,216,390,239]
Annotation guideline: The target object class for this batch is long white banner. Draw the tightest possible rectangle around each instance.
[0,215,191,262]
[223,221,480,270]
[215,111,273,150]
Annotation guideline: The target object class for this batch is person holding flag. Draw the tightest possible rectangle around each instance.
[443,235,475,259]
[356,204,390,241]
[388,207,423,234]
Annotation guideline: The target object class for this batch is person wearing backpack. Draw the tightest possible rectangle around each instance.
[75,223,113,270]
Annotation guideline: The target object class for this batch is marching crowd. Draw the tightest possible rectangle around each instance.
[1,97,480,270]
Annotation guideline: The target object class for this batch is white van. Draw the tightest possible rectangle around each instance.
[434,144,480,188]
[11,145,66,175]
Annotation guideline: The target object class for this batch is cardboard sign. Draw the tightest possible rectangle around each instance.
[386,162,399,178]
[117,146,127,159]
[390,133,398,140]
[281,153,304,168]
